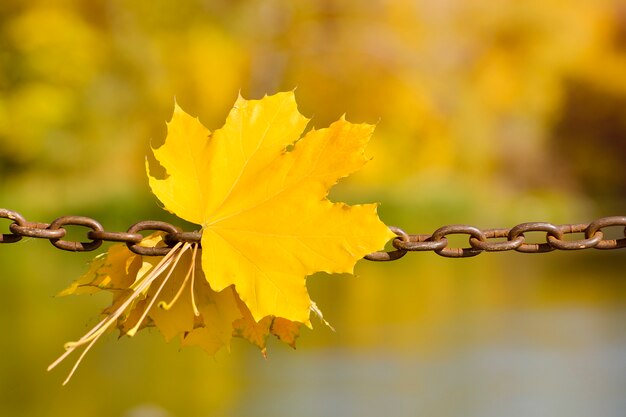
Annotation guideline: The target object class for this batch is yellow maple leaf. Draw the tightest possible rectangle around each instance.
[148,91,394,323]
[50,91,393,384]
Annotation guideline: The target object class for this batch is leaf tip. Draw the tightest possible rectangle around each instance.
[171,98,185,121]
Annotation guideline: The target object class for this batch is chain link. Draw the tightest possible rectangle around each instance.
[365,215,626,260]
[1,208,625,259]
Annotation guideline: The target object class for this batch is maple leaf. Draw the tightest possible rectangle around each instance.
[148,91,394,323]
[49,91,393,384]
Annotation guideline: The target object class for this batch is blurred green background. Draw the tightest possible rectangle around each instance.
[1,1,625,416]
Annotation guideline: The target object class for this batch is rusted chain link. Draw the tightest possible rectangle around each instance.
[365,216,626,260]
[0,208,199,256]
[1,208,625,259]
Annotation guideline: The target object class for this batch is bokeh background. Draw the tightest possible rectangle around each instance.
[1,1,625,416]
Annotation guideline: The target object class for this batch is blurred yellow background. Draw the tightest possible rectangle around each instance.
[1,1,625,416]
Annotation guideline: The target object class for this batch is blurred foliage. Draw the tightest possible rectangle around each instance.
[0,1,625,416]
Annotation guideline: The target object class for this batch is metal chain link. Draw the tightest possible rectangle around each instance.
[0,208,201,256]
[1,208,625,259]
[365,216,626,260]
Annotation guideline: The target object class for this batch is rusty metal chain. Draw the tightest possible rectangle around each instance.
[365,217,626,260]
[1,208,625,259]
[0,208,201,257]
